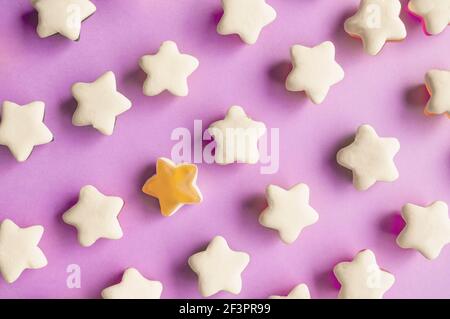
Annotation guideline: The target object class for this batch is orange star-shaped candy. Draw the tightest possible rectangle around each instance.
[142,158,203,216]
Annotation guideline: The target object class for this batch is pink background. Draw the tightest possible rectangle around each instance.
[0,0,449,299]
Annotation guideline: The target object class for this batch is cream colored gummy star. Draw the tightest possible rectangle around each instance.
[139,41,199,97]
[425,69,450,117]
[334,249,395,299]
[409,0,450,35]
[285,41,344,104]
[0,219,47,283]
[259,184,319,244]
[397,201,450,260]
[337,124,400,191]
[188,236,250,297]
[208,105,266,165]
[101,268,163,299]
[72,71,132,135]
[33,0,96,41]
[269,284,311,299]
[0,101,53,162]
[344,0,407,55]
[217,0,277,44]
[62,185,124,247]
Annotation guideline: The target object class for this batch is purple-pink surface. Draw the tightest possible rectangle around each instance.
[0,0,449,299]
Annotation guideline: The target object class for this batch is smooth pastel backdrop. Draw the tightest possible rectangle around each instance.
[0,0,449,299]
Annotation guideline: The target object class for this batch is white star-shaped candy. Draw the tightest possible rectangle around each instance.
[336,124,400,191]
[32,0,96,41]
[269,284,311,299]
[208,106,266,165]
[0,101,53,162]
[397,201,450,260]
[101,268,163,299]
[285,41,345,104]
[188,236,250,297]
[62,185,124,247]
[409,0,450,35]
[333,249,395,299]
[0,219,47,283]
[259,184,319,244]
[217,0,277,44]
[72,71,132,135]
[139,41,199,97]
[344,0,407,55]
[424,69,450,117]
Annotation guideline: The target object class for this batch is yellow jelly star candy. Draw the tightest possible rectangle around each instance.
[142,158,202,216]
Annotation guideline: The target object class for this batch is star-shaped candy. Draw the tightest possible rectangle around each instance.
[142,158,202,217]
[139,41,199,97]
[424,69,450,117]
[259,183,319,244]
[72,71,132,135]
[101,268,163,299]
[217,0,277,44]
[397,201,450,260]
[32,0,96,41]
[336,124,400,191]
[344,0,407,55]
[333,249,395,299]
[408,0,450,35]
[0,219,47,283]
[0,101,53,162]
[269,283,311,299]
[285,41,345,104]
[208,105,266,165]
[188,236,250,297]
[62,185,124,247]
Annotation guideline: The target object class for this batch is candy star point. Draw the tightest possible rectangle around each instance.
[33,0,96,41]
[408,0,450,35]
[0,101,53,162]
[269,283,311,299]
[397,201,450,260]
[0,219,47,283]
[208,105,266,164]
[62,185,124,247]
[334,249,395,299]
[285,41,344,104]
[217,0,277,44]
[139,41,199,97]
[344,0,407,55]
[188,236,250,297]
[101,268,163,299]
[142,158,202,217]
[72,71,132,135]
[425,69,450,117]
[337,124,400,191]
[259,183,319,244]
